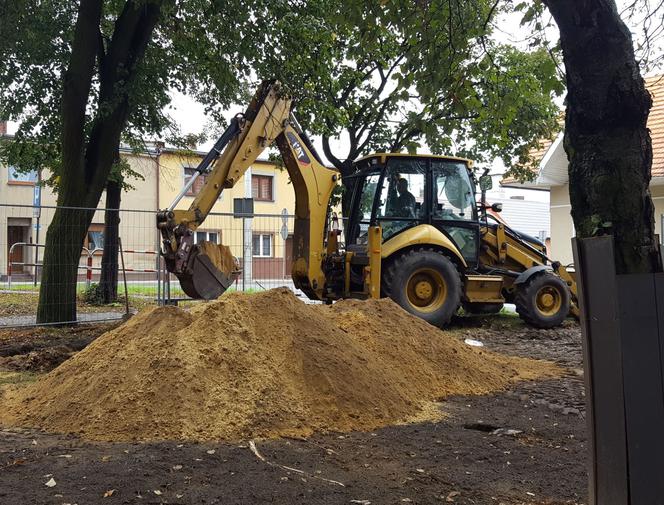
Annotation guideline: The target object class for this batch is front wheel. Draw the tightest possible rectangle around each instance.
[514,273,570,329]
[382,248,462,327]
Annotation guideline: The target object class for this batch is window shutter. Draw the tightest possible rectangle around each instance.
[193,174,206,195]
[252,176,259,199]
[261,176,272,200]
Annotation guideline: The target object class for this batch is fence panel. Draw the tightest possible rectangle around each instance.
[0,204,302,327]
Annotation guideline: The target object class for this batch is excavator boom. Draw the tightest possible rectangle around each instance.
[158,81,338,299]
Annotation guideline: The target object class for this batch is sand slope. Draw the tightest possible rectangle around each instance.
[0,289,558,441]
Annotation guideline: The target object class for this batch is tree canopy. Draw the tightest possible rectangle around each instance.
[256,0,563,177]
[0,0,266,185]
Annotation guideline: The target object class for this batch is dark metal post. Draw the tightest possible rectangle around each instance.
[573,235,664,505]
[118,237,130,316]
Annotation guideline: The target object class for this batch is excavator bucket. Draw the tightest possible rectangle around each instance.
[177,242,239,300]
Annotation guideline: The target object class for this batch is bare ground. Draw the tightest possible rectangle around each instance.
[0,314,586,505]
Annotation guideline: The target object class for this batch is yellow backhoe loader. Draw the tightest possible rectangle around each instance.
[157,81,578,329]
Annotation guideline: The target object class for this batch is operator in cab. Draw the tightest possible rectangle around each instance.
[389,176,416,218]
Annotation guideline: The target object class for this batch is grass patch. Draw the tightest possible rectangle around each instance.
[0,370,38,386]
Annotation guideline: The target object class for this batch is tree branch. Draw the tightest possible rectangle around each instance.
[60,0,103,192]
[322,135,345,172]
[85,0,165,198]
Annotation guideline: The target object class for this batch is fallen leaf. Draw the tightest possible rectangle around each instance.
[446,490,461,502]
[45,477,56,488]
[103,489,116,498]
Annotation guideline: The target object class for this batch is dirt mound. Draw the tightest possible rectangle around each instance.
[0,289,559,442]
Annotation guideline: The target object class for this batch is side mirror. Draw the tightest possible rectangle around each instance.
[479,174,493,191]
[491,202,503,213]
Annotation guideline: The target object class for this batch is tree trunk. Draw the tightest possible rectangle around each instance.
[544,0,660,274]
[98,177,121,303]
[36,206,95,323]
[36,0,164,323]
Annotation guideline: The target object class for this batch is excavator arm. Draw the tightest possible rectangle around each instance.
[157,81,339,300]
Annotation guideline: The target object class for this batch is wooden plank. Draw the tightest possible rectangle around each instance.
[619,274,664,503]
[573,236,628,505]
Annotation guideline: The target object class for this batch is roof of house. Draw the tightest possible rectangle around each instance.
[502,74,664,189]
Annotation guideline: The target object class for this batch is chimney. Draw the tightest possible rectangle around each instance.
[0,121,6,136]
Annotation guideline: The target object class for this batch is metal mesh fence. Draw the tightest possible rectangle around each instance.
[0,204,298,327]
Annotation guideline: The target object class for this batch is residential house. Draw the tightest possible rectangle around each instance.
[501,75,664,266]
[1,129,298,282]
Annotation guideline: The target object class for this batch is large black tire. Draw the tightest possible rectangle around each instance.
[514,273,570,329]
[382,248,462,327]
[462,302,504,315]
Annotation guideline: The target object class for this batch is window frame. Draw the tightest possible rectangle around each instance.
[252,233,273,257]
[7,166,38,186]
[251,174,274,202]
[84,224,105,255]
[183,167,208,197]
[193,230,221,245]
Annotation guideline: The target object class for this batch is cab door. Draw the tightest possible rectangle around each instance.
[373,157,427,241]
[430,159,480,266]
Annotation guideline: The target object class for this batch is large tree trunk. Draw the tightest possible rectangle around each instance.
[36,206,95,323]
[544,0,660,274]
[98,177,122,303]
[36,0,163,323]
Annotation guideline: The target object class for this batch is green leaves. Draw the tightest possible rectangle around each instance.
[254,0,562,176]
[2,0,563,186]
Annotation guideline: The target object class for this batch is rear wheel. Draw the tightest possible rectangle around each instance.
[515,273,570,329]
[462,302,504,315]
[382,248,462,327]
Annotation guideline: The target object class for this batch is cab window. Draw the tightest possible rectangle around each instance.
[375,158,426,240]
[351,171,381,245]
[376,159,426,219]
[432,160,475,220]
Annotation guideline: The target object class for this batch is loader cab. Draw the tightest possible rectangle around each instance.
[346,154,480,265]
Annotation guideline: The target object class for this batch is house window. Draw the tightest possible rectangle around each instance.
[8,166,38,184]
[194,230,220,244]
[85,224,105,253]
[251,174,273,201]
[184,167,208,196]
[252,233,272,257]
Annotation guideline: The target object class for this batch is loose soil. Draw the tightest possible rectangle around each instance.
[0,312,586,505]
[0,289,558,442]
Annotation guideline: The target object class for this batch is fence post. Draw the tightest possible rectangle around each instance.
[86,252,93,289]
[573,235,664,504]
[118,237,130,317]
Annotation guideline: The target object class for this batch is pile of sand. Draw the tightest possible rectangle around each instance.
[0,289,558,442]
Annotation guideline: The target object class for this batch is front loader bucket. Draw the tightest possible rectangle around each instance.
[177,242,238,300]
